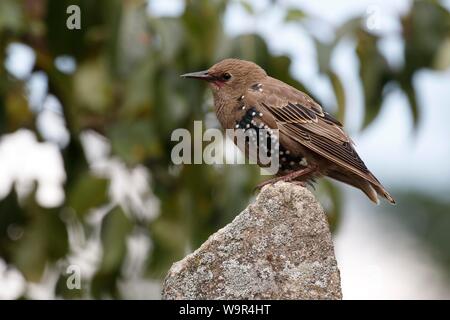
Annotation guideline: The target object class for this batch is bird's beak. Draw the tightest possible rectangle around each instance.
[180,70,214,81]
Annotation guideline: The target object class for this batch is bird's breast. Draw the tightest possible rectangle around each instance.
[230,104,309,175]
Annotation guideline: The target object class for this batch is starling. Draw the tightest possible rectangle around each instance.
[181,59,395,204]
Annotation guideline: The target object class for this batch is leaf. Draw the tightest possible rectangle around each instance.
[314,39,333,74]
[149,217,187,276]
[285,9,306,22]
[99,207,132,274]
[238,0,254,15]
[434,36,450,70]
[356,30,392,129]
[108,120,162,165]
[10,188,68,281]
[316,180,342,233]
[91,206,132,298]
[5,86,33,132]
[335,17,363,40]
[181,0,225,65]
[120,57,155,119]
[328,71,346,124]
[400,78,420,128]
[0,96,5,134]
[402,0,450,72]
[66,172,109,218]
[0,0,25,33]
[73,57,113,114]
[0,189,24,262]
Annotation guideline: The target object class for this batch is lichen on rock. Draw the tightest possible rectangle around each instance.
[162,182,342,300]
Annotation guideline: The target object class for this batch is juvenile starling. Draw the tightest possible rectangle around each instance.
[181,59,395,204]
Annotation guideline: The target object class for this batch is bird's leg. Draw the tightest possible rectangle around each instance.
[291,181,307,187]
[255,165,318,190]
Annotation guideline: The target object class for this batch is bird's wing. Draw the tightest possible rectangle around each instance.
[244,78,381,186]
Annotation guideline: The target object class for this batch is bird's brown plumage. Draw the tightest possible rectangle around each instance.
[182,58,395,204]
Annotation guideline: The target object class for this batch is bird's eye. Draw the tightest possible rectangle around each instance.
[222,73,231,81]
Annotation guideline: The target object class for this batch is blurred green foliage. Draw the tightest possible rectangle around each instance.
[0,0,449,298]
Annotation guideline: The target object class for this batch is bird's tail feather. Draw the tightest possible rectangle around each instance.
[371,183,396,204]
[327,170,395,205]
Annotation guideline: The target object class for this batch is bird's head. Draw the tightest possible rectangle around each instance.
[181,58,267,96]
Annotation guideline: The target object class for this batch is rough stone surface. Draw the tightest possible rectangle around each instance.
[162,182,342,300]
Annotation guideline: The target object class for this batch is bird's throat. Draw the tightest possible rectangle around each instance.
[211,80,225,89]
